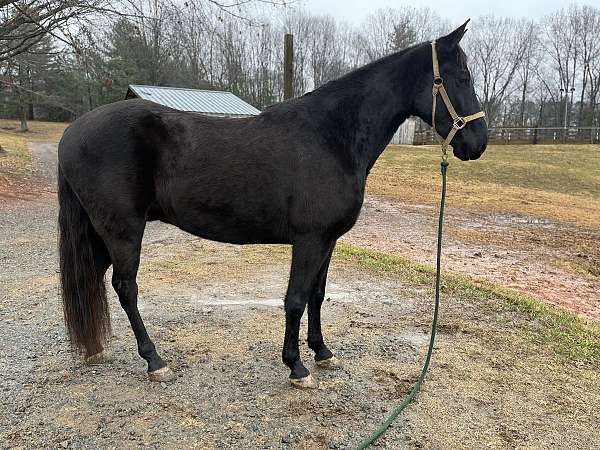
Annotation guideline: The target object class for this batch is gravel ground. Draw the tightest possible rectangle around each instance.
[1,143,599,449]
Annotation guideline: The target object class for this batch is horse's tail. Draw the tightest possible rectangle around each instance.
[58,166,111,356]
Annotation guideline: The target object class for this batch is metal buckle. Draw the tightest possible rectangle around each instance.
[433,77,443,86]
[453,117,466,130]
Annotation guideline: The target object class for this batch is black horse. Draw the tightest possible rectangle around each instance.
[58,22,487,388]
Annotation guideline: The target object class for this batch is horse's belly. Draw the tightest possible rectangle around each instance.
[170,210,289,245]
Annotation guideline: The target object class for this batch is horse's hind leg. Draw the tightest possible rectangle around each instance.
[104,221,174,382]
[307,242,341,369]
[283,236,334,389]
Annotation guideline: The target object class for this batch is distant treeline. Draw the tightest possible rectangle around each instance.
[1,1,599,130]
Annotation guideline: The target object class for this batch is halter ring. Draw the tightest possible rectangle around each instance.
[453,117,466,130]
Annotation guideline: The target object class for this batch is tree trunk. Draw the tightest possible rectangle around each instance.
[578,73,587,127]
[27,67,34,120]
[20,107,29,132]
[18,67,29,133]
[519,75,528,126]
[537,99,545,128]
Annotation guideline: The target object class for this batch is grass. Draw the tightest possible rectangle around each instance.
[0,118,67,143]
[368,144,600,227]
[0,119,68,191]
[334,242,600,366]
[555,254,600,279]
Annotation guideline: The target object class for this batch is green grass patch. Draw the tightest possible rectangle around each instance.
[0,133,33,181]
[0,134,30,160]
[0,119,67,185]
[334,242,600,366]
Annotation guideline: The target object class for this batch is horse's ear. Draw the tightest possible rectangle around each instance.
[438,19,469,52]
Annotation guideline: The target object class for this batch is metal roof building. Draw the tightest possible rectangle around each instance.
[125,85,260,118]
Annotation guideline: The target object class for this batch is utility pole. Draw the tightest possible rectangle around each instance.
[284,34,294,101]
[561,86,575,143]
[568,86,575,140]
[559,87,564,128]
[560,86,571,143]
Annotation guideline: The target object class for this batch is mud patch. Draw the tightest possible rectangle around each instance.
[343,195,600,320]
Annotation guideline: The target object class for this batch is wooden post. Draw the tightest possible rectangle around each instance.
[284,34,293,100]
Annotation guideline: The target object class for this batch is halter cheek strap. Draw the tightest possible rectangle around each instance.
[430,40,485,157]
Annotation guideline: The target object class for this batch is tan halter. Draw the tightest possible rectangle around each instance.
[430,40,485,158]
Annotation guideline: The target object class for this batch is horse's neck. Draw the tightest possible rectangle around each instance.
[307,49,419,174]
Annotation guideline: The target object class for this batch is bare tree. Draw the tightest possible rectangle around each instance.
[0,1,117,61]
[465,16,528,126]
[358,7,450,60]
[573,5,600,125]
[586,51,600,128]
[358,8,399,60]
[514,20,540,126]
[541,7,580,128]
[3,0,600,130]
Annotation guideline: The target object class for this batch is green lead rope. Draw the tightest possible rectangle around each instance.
[355,159,449,450]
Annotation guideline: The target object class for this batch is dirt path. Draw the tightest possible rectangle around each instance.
[30,141,59,187]
[2,198,599,449]
[0,141,57,204]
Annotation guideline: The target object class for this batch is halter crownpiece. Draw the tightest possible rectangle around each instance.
[430,40,485,158]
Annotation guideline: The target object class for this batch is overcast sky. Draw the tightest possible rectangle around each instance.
[300,0,593,23]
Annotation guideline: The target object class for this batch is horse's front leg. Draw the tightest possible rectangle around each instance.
[283,235,335,389]
[307,242,341,369]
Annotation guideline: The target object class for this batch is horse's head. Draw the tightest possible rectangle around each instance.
[414,21,488,161]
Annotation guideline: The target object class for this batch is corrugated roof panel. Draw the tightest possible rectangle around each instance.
[128,85,260,116]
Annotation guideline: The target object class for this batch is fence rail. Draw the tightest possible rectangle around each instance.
[413,127,600,145]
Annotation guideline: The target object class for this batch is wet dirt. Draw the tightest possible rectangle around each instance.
[343,196,600,321]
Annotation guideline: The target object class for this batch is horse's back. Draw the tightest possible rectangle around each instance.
[58,99,174,170]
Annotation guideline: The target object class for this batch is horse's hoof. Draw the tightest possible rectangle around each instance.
[289,374,319,389]
[316,356,342,370]
[148,366,176,383]
[85,351,107,365]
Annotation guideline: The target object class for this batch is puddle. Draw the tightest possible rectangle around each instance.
[492,213,554,226]
[462,212,556,230]
[187,284,355,309]
[193,297,283,307]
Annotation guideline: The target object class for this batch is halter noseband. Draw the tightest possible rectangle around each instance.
[430,40,485,157]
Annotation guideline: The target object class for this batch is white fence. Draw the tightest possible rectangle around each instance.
[413,126,600,145]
